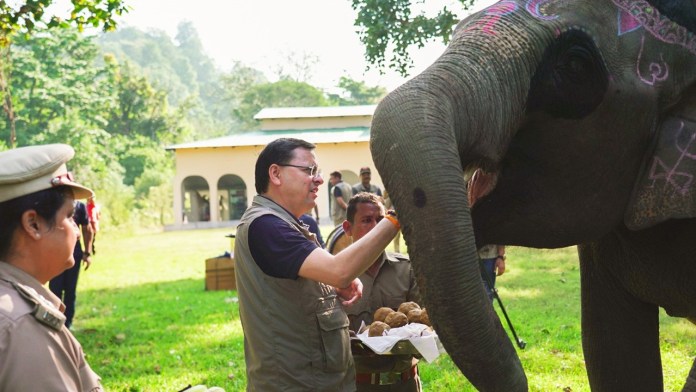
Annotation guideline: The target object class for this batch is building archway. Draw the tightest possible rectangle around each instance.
[182,176,210,223]
[218,174,247,221]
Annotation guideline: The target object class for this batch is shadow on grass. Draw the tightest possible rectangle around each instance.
[73,278,247,391]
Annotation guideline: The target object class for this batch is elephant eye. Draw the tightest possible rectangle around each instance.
[527,29,608,119]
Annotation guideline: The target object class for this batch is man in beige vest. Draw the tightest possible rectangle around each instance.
[330,171,354,227]
[235,138,400,391]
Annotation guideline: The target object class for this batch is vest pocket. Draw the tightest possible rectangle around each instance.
[316,305,351,372]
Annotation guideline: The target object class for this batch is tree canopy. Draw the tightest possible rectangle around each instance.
[351,0,476,76]
[0,0,128,45]
[1,21,389,228]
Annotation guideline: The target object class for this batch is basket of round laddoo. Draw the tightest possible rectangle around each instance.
[350,301,445,362]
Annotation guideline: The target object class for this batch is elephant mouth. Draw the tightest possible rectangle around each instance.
[467,168,498,207]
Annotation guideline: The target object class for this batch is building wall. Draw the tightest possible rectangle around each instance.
[171,141,382,228]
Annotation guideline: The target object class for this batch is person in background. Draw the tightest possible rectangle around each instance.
[234,138,400,391]
[352,166,383,197]
[340,192,422,391]
[0,143,103,390]
[49,198,93,329]
[466,169,507,300]
[330,170,353,227]
[478,244,506,300]
[86,196,101,254]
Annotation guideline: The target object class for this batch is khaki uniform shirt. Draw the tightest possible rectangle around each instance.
[0,262,102,391]
[352,183,383,197]
[345,252,421,374]
[235,195,355,391]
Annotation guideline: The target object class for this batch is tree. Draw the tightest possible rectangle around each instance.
[98,25,238,138]
[0,0,128,147]
[351,0,474,76]
[6,27,106,146]
[233,79,329,130]
[0,0,128,41]
[326,76,387,106]
[271,51,319,84]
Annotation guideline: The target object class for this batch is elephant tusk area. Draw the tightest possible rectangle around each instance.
[467,168,499,207]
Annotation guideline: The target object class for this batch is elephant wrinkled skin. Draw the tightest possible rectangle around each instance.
[370,0,696,390]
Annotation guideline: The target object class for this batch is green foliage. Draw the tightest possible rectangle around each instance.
[75,231,696,391]
[351,0,474,76]
[327,76,387,105]
[1,26,183,231]
[233,79,329,129]
[7,28,106,145]
[97,24,236,137]
[0,0,128,45]
[1,23,392,233]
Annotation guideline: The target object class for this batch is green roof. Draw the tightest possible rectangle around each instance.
[166,127,371,151]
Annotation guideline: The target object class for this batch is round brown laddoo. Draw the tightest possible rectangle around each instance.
[368,321,391,337]
[397,301,421,315]
[373,307,395,323]
[407,308,431,326]
[384,311,408,328]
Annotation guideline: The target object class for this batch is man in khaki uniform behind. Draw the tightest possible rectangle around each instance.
[0,144,102,390]
[340,193,422,391]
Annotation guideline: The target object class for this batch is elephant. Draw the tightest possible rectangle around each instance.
[369,0,696,390]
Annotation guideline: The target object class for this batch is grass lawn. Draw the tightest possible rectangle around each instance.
[73,227,696,391]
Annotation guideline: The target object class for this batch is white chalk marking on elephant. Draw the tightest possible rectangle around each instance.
[525,0,560,21]
[648,121,696,195]
[636,34,669,86]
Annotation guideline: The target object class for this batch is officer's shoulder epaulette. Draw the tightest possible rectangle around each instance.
[11,281,65,331]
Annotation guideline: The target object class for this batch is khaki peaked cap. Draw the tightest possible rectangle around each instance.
[0,144,93,203]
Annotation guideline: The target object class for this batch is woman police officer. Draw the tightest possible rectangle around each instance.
[0,144,103,390]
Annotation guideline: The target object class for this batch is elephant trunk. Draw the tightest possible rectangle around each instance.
[371,68,527,390]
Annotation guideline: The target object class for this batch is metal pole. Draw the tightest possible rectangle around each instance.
[481,265,527,350]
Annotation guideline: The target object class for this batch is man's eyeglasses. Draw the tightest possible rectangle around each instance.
[278,164,322,178]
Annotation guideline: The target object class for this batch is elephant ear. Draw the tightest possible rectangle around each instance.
[626,87,696,230]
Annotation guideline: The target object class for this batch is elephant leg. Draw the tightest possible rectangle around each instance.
[578,242,663,391]
[684,359,696,392]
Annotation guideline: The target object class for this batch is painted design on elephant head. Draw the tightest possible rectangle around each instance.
[464,0,518,36]
[613,0,696,54]
[627,116,696,230]
[525,0,560,20]
[648,120,696,195]
[617,8,642,35]
[636,35,669,85]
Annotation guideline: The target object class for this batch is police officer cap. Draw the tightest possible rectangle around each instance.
[0,144,94,203]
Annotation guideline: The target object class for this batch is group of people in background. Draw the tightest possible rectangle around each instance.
[329,166,382,227]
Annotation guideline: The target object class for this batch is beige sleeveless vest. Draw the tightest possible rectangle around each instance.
[235,195,355,391]
[330,181,354,226]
